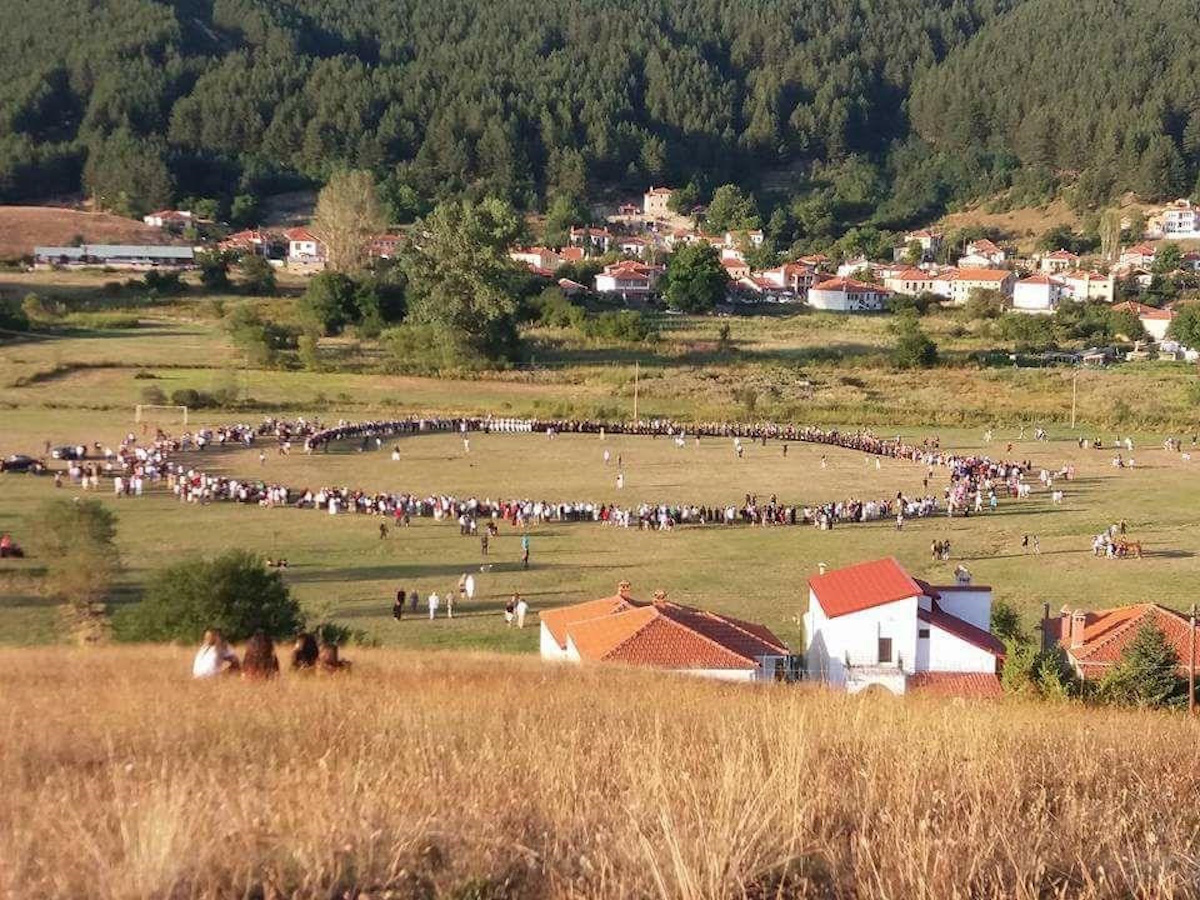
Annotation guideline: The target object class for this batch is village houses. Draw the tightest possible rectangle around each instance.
[957,238,1007,268]
[1146,199,1200,239]
[947,268,1015,304]
[284,227,326,265]
[1012,274,1066,314]
[540,582,792,682]
[807,277,892,312]
[1039,249,1080,274]
[1112,301,1175,341]
[1043,603,1200,681]
[803,558,1005,698]
[593,260,664,299]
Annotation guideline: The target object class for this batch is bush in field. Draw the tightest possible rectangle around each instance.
[34,499,119,641]
[119,549,302,643]
[582,310,658,343]
[237,255,277,296]
[225,304,298,367]
[889,311,938,368]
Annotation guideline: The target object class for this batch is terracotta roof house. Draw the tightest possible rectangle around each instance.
[1112,300,1175,341]
[803,558,1004,697]
[1040,249,1081,274]
[540,582,791,682]
[1044,603,1200,679]
[807,277,892,312]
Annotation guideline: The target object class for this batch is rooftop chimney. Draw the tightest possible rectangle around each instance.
[617,580,633,600]
[1070,610,1087,650]
[1059,606,1072,643]
[1041,602,1051,652]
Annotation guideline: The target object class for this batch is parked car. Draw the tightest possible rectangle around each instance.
[1,455,45,473]
[51,445,86,460]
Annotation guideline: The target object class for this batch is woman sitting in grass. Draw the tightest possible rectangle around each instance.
[241,631,280,680]
[290,632,319,670]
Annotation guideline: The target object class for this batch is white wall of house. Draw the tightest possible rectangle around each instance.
[933,587,993,631]
[540,623,568,661]
[807,287,887,312]
[804,592,919,686]
[926,624,998,673]
[1012,281,1061,313]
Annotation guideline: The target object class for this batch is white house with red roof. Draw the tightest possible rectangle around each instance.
[1044,603,1200,680]
[1039,249,1080,274]
[803,558,1004,697]
[807,277,891,312]
[218,229,284,257]
[958,238,1007,268]
[1012,273,1066,314]
[594,261,664,298]
[1119,243,1157,269]
[1061,270,1114,304]
[143,209,194,229]
[569,226,614,254]
[285,227,325,264]
[540,582,792,681]
[897,228,944,262]
[947,268,1015,304]
[1112,301,1175,341]
[758,262,817,297]
[617,236,650,258]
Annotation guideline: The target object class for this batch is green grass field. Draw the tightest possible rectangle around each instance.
[3,271,1200,649]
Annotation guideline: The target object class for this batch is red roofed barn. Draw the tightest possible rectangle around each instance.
[803,558,1004,697]
[540,582,792,681]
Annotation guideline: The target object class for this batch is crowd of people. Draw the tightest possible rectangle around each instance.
[55,414,1043,537]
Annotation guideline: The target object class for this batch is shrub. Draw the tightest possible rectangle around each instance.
[1098,621,1184,708]
[889,312,938,368]
[0,297,30,333]
[142,270,185,295]
[582,310,658,343]
[118,549,303,643]
[237,255,277,296]
[170,388,204,408]
[139,385,167,404]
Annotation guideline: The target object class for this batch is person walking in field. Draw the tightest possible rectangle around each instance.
[445,586,455,619]
[481,531,489,558]
[465,573,476,602]
[515,594,529,628]
[521,534,530,569]
[427,591,439,620]
[616,472,624,490]
[393,589,405,620]
[603,449,611,465]
[409,589,419,615]
[505,595,516,626]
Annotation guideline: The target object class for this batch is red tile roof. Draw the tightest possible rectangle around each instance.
[284,227,321,242]
[950,268,1011,282]
[918,603,1006,658]
[808,557,922,618]
[907,672,1004,699]
[545,591,788,671]
[1045,249,1080,260]
[811,277,889,293]
[1057,604,1200,676]
[1112,301,1174,320]
[968,239,1001,254]
[540,590,636,649]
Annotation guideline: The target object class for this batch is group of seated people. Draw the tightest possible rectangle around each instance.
[192,629,350,679]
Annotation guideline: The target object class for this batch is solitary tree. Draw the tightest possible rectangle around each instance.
[663,243,727,314]
[35,499,120,641]
[401,197,527,359]
[312,169,388,272]
[1098,621,1182,708]
[1099,207,1122,262]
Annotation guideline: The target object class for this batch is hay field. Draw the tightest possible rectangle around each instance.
[2,646,1198,900]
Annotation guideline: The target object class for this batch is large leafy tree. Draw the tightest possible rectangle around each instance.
[401,197,527,359]
[663,243,727,314]
[312,169,388,272]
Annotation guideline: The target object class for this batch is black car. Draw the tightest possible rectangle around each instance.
[51,445,86,460]
[1,455,45,473]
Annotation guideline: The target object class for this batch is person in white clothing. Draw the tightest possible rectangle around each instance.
[515,595,529,628]
[192,629,240,678]
[616,472,624,490]
[465,573,476,601]
[428,591,440,620]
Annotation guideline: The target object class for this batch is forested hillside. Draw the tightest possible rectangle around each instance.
[1,0,1198,233]
[909,0,1200,209]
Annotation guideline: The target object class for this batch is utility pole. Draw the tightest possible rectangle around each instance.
[632,360,640,423]
[1190,603,1196,716]
[1070,371,1078,430]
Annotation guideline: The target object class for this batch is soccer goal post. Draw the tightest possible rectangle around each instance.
[135,404,189,426]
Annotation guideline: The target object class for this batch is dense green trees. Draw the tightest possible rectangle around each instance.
[663,243,727,314]
[400,197,528,359]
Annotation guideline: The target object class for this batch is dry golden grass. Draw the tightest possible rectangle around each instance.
[3,647,1200,899]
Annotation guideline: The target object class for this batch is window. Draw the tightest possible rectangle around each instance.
[877,637,893,663]
[918,627,930,639]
